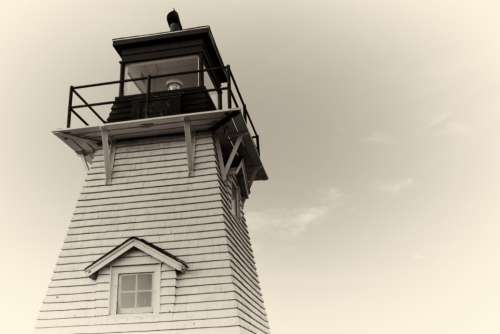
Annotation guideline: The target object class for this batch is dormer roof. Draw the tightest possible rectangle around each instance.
[84,237,187,279]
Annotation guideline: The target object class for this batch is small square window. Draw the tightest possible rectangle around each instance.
[117,273,153,314]
[110,264,160,315]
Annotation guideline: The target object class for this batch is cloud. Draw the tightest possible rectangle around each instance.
[288,206,329,236]
[426,112,471,136]
[428,111,452,128]
[439,121,470,136]
[247,206,327,238]
[362,132,395,145]
[377,178,414,194]
[247,187,343,238]
[412,253,425,261]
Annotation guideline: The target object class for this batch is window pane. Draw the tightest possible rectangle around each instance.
[125,56,200,94]
[120,275,136,291]
[137,291,152,307]
[119,292,135,308]
[137,273,152,290]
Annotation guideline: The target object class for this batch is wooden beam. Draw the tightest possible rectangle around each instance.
[58,132,100,156]
[240,160,250,197]
[78,153,89,171]
[100,128,113,185]
[184,119,195,177]
[234,158,250,198]
[235,158,244,175]
[209,110,239,133]
[110,144,116,169]
[214,135,226,181]
[58,132,99,147]
[223,135,243,179]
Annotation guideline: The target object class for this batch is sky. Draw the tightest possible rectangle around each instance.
[1,0,500,333]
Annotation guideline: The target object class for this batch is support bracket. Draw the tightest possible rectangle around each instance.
[214,135,226,181]
[234,158,250,197]
[184,119,195,177]
[235,158,244,175]
[223,135,243,180]
[56,132,100,156]
[59,132,99,147]
[100,128,115,185]
[77,153,93,171]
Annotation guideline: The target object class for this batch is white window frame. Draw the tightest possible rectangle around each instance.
[109,264,161,315]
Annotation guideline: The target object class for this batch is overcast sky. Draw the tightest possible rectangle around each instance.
[2,1,500,333]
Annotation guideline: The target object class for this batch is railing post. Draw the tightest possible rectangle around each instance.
[67,86,74,128]
[226,66,231,109]
[145,75,151,118]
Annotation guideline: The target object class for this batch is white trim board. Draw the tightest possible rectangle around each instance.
[85,237,187,279]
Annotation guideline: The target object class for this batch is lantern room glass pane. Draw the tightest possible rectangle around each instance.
[124,55,200,95]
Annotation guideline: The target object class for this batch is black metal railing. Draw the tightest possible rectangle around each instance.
[66,65,260,154]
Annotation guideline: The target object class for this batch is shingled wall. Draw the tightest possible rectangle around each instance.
[34,133,270,334]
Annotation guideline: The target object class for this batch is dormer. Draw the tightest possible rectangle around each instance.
[84,237,187,315]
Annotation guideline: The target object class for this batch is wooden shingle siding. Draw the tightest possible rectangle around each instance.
[67,215,224,235]
[76,186,221,208]
[35,316,241,332]
[219,176,270,332]
[35,134,270,334]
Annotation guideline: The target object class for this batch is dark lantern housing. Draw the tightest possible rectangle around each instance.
[108,25,227,122]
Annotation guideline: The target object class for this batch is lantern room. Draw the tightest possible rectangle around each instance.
[109,12,227,122]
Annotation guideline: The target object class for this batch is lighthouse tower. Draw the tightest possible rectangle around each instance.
[35,11,270,334]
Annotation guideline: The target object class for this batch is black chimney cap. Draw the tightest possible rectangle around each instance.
[166,9,182,31]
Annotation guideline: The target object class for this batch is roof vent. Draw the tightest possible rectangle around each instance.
[166,9,182,31]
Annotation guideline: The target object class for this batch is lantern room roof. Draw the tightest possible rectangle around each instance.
[112,26,227,83]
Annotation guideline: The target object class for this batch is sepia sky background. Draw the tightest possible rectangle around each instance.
[2,0,500,333]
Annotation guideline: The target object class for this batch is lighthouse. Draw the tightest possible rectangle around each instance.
[35,11,270,334]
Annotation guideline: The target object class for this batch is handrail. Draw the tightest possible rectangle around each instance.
[228,68,245,108]
[228,67,260,153]
[71,109,89,126]
[72,89,107,123]
[73,65,228,89]
[67,64,261,154]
